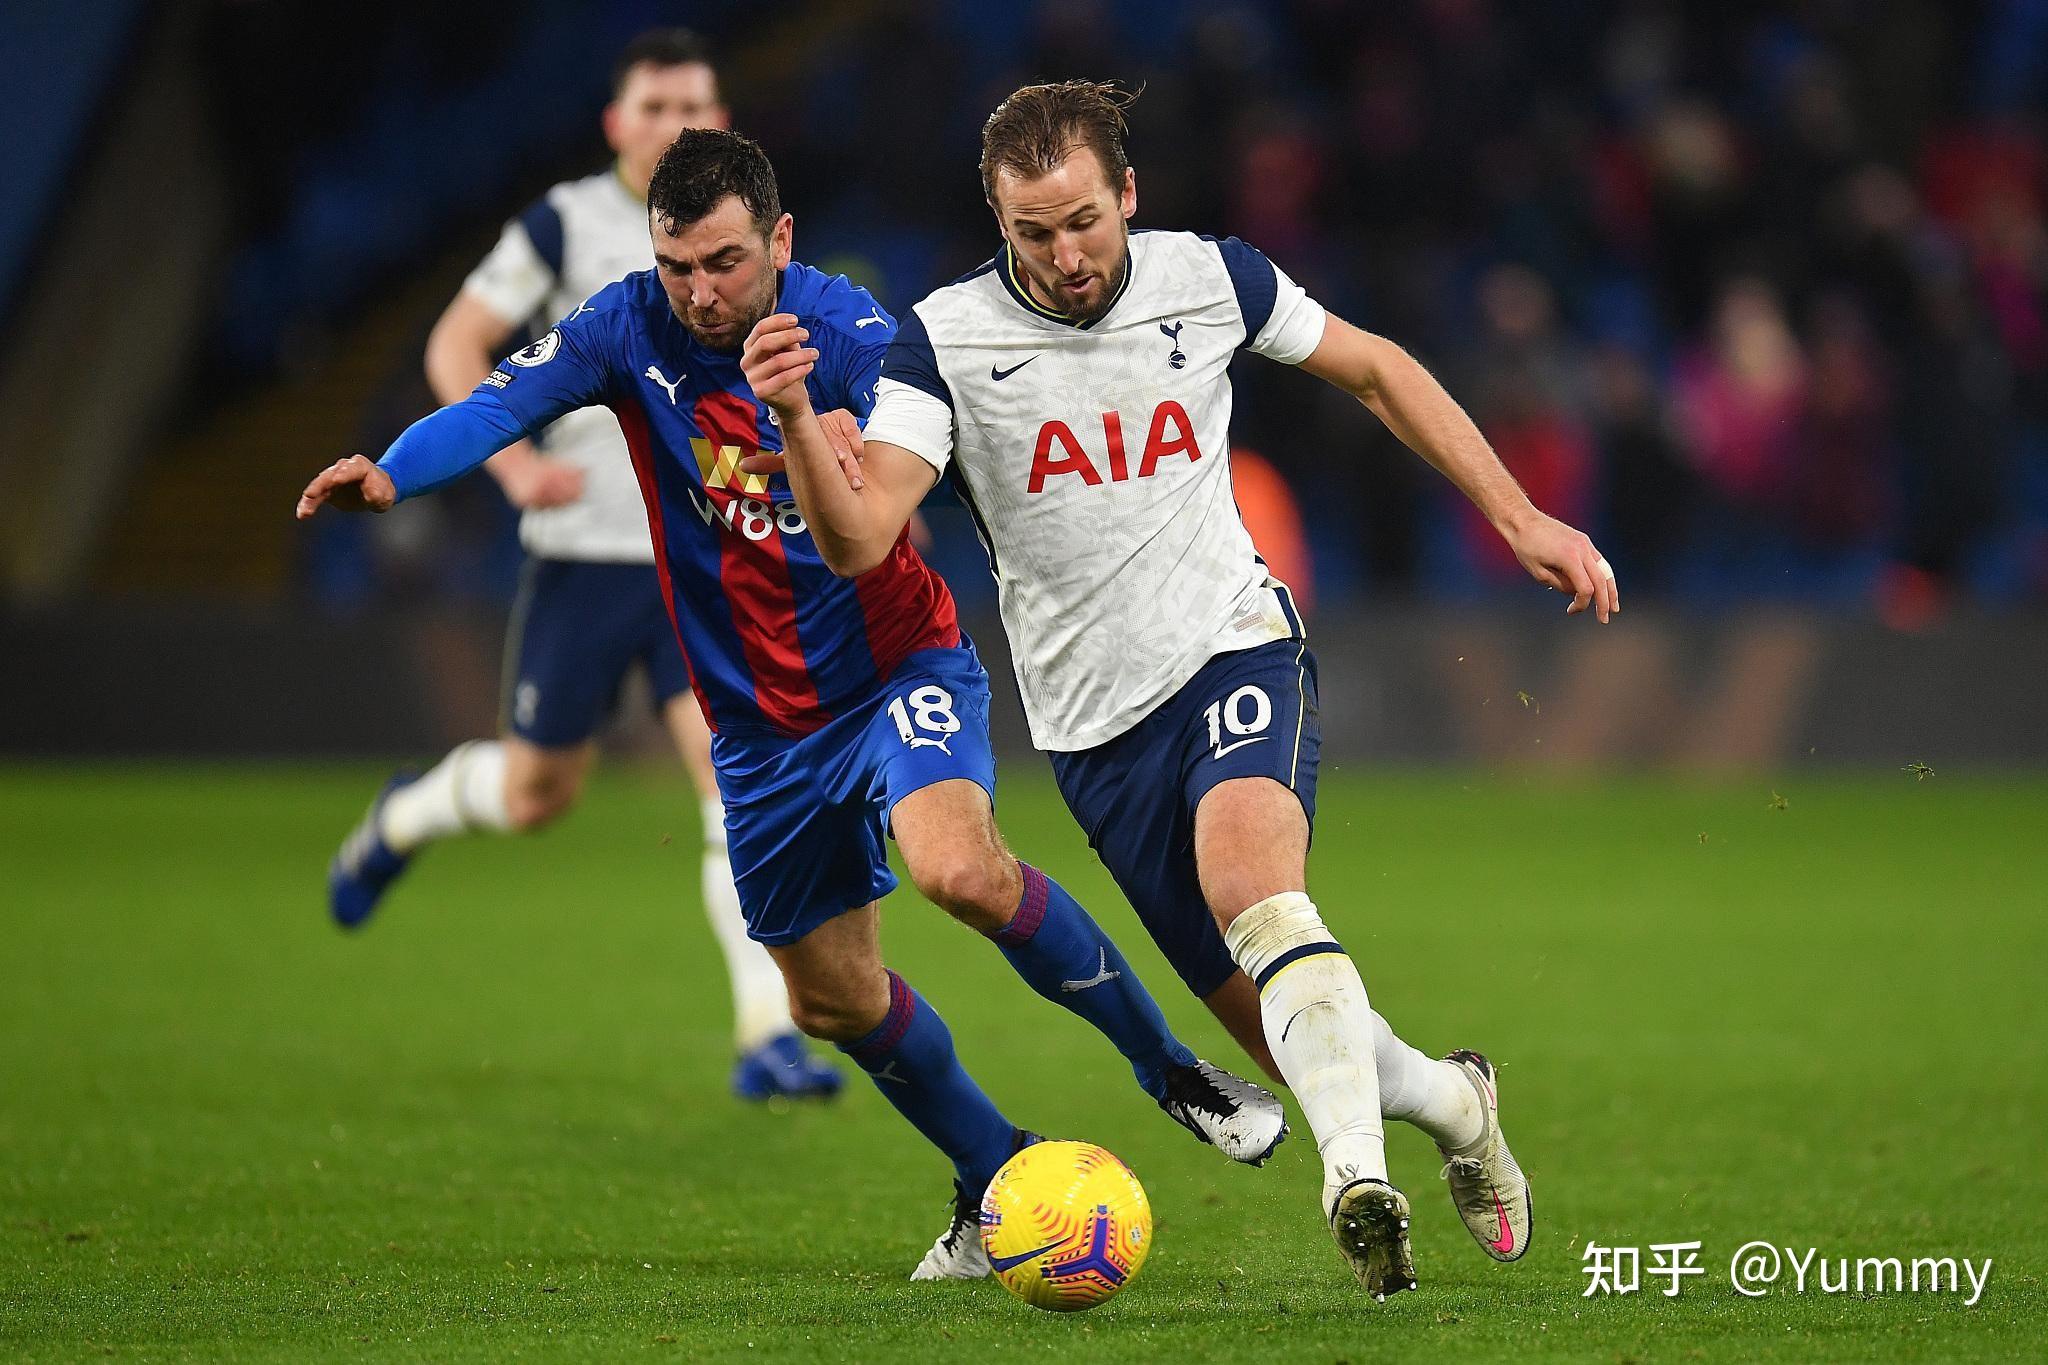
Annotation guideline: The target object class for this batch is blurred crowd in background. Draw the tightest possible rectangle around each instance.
[187,0,2047,615]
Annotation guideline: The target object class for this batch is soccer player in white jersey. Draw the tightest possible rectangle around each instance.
[743,81,1621,1296]
[326,31,840,1101]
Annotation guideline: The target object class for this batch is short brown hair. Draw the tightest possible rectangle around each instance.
[611,28,714,97]
[649,129,780,235]
[979,80,1139,201]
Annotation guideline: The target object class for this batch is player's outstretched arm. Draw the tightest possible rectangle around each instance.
[1300,316,1618,622]
[742,313,936,576]
[293,395,532,521]
[426,292,584,510]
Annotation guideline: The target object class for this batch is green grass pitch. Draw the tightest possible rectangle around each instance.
[3,765,2043,1361]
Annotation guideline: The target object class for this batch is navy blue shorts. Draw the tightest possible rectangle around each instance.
[710,642,998,948]
[1049,639,1321,998]
[501,557,694,748]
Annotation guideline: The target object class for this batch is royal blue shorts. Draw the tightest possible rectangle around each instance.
[711,641,998,948]
[1048,639,1322,998]
[501,557,693,747]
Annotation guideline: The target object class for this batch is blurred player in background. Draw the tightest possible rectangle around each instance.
[301,128,1287,1280]
[750,80,1621,1297]
[324,31,841,1102]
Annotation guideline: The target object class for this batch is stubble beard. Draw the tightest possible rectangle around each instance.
[1025,221,1131,326]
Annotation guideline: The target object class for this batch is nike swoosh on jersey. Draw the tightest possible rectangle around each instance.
[988,1235,1076,1273]
[990,356,1040,381]
[1213,736,1269,759]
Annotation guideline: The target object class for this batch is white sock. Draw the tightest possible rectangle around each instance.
[1224,892,1388,1200]
[1370,1011,1484,1151]
[379,740,512,854]
[698,795,792,1052]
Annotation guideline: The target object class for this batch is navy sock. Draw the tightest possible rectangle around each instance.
[990,864,1197,1101]
[839,971,1018,1192]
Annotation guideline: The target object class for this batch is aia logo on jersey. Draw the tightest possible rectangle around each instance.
[1027,401,1202,493]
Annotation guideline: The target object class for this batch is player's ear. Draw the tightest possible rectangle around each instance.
[1120,167,1137,222]
[600,101,625,154]
[769,212,794,270]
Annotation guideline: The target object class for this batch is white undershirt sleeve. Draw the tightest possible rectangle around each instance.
[1248,262,1329,366]
[862,378,956,476]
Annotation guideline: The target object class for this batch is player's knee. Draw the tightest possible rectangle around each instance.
[910,849,1018,932]
[786,981,883,1044]
[505,768,581,830]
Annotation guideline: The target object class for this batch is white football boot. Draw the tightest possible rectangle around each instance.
[1436,1049,1531,1262]
[909,1130,1041,1281]
[910,1178,990,1281]
[1158,1060,1289,1165]
[1327,1177,1417,1300]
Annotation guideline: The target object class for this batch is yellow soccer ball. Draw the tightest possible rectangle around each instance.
[978,1140,1152,1312]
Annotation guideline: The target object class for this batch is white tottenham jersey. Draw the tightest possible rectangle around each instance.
[462,167,653,562]
[863,230,1326,751]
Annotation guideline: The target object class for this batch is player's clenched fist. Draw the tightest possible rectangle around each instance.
[741,312,819,414]
[296,454,397,519]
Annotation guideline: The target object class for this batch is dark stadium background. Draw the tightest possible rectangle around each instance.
[3,0,2044,762]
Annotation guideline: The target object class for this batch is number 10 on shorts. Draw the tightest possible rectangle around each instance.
[1203,684,1272,759]
[888,685,961,754]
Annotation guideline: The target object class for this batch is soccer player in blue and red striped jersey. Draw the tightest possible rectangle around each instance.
[296,129,1287,1279]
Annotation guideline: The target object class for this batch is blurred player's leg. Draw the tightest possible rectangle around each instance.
[661,695,837,1101]
[329,558,628,928]
[389,736,579,844]
[328,737,580,929]
[1200,776,1416,1299]
[768,906,1030,1280]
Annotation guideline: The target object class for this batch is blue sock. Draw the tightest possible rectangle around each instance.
[840,971,1018,1192]
[990,864,1198,1101]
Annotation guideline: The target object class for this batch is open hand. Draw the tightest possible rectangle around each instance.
[296,455,397,519]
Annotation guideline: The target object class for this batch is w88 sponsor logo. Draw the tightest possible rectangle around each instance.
[682,485,809,542]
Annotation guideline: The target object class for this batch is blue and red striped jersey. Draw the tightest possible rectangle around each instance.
[483,263,960,738]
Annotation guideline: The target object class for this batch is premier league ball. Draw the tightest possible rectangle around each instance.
[979,1140,1152,1312]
